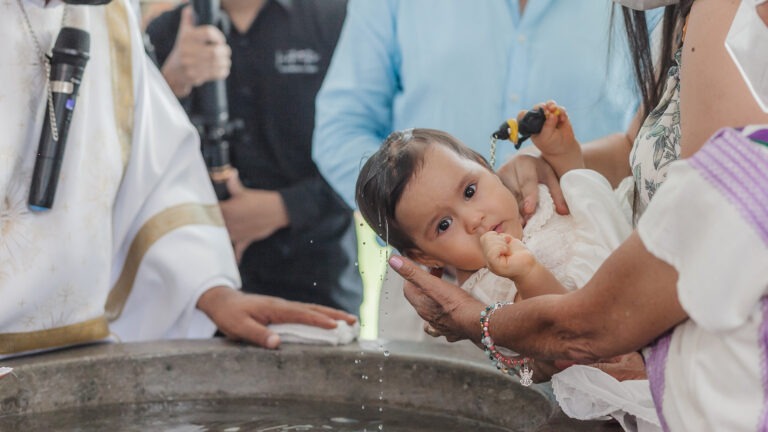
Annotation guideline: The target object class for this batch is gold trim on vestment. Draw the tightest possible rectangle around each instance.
[105,0,134,168]
[105,203,225,321]
[0,316,110,355]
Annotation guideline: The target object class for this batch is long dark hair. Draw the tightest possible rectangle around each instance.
[620,1,694,119]
[355,128,489,253]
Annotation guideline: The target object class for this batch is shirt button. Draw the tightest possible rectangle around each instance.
[517,34,527,44]
[508,93,520,102]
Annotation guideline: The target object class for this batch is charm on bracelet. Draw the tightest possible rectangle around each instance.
[480,302,534,386]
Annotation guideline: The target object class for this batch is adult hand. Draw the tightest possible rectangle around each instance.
[525,101,576,159]
[219,171,290,262]
[196,286,357,349]
[496,153,568,222]
[161,6,232,98]
[389,255,483,343]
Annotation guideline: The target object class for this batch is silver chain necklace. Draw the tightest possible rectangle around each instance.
[15,0,69,142]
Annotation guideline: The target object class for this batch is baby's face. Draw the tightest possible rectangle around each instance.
[395,143,523,274]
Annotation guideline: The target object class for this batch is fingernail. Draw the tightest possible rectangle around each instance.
[266,334,280,349]
[389,255,403,270]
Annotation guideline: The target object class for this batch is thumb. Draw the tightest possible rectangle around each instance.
[179,6,195,33]
[225,168,243,195]
[233,240,247,264]
[390,255,458,305]
[239,319,281,349]
[389,254,431,290]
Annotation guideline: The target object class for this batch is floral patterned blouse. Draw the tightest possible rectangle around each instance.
[629,48,683,224]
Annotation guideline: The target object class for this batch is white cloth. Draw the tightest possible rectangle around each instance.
[269,321,359,346]
[726,0,768,113]
[552,365,660,432]
[637,127,768,431]
[0,0,239,351]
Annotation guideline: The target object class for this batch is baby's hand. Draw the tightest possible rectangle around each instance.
[527,101,576,157]
[525,101,584,175]
[480,232,537,280]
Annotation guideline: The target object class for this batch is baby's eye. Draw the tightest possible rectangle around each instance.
[464,184,476,199]
[437,218,452,234]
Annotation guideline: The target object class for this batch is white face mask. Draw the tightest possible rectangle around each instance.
[612,0,679,11]
[726,0,768,113]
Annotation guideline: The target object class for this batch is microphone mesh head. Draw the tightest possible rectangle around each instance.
[52,27,90,65]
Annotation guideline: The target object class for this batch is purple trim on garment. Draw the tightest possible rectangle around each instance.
[748,128,768,145]
[689,128,768,247]
[646,332,672,432]
[758,298,768,431]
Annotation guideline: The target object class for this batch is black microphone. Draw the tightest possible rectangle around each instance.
[28,27,90,211]
[191,0,232,200]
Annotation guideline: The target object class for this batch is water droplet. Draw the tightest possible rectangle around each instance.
[310,239,314,244]
[378,425,384,431]
[361,404,366,410]
[378,407,384,413]
[383,350,390,357]
[331,417,359,424]
[378,378,383,383]
[362,375,369,380]
[354,359,361,364]
[313,282,317,286]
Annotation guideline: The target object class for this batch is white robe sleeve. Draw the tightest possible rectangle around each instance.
[638,160,768,332]
[108,14,240,342]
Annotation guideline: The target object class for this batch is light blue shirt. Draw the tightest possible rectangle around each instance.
[313,0,640,208]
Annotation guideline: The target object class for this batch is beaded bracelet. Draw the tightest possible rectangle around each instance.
[480,302,534,386]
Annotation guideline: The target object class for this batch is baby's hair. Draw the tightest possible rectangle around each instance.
[355,128,490,253]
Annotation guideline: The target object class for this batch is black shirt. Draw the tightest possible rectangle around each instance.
[146,0,362,314]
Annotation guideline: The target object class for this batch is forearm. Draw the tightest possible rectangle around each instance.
[514,261,569,300]
[582,133,633,188]
[540,150,585,179]
[487,233,686,363]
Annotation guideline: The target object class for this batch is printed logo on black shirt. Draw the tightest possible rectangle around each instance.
[275,49,320,74]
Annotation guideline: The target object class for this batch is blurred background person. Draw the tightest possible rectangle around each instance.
[146,0,363,315]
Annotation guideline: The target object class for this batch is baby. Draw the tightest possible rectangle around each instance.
[355,102,632,304]
[355,103,657,431]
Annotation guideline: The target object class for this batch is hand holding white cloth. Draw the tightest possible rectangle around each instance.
[268,320,359,346]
